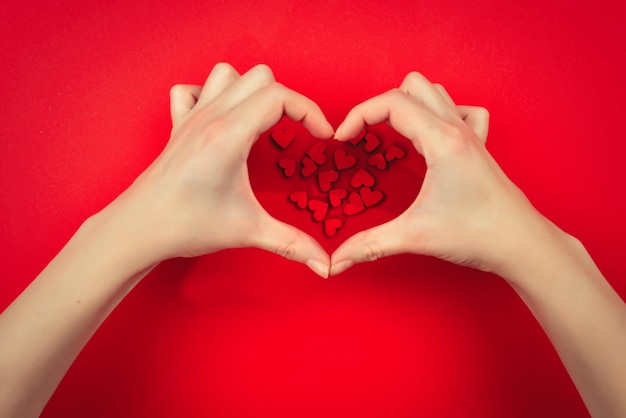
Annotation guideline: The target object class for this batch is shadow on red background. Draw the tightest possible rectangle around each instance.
[1,0,625,416]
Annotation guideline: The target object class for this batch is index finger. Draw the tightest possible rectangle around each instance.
[334,89,448,158]
[226,83,335,150]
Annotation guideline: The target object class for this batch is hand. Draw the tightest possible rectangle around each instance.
[330,72,550,277]
[98,63,334,277]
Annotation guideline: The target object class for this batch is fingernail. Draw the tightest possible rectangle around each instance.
[326,121,335,137]
[330,260,353,276]
[334,124,344,140]
[306,258,329,279]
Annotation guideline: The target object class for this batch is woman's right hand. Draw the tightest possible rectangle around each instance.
[331,72,562,280]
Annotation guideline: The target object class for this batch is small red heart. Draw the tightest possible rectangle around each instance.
[307,142,327,165]
[329,189,347,208]
[324,218,343,237]
[288,191,308,209]
[385,144,406,162]
[278,158,296,177]
[367,153,387,170]
[359,186,384,207]
[250,120,425,242]
[343,192,366,216]
[271,128,296,149]
[364,132,381,152]
[307,199,329,222]
[350,168,375,188]
[334,149,357,170]
[318,170,339,192]
[348,129,366,146]
[301,156,319,177]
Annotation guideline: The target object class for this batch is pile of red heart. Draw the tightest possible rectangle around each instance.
[270,126,406,237]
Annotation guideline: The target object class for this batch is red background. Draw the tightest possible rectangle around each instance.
[1,1,625,416]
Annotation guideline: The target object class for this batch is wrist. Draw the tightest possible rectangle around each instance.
[491,215,586,290]
[82,206,163,274]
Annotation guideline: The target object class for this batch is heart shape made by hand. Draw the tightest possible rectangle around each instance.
[248,118,425,250]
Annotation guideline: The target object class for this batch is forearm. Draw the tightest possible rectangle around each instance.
[0,213,156,418]
[502,221,626,418]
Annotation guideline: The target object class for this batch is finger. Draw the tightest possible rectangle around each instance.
[457,106,490,144]
[206,64,276,115]
[433,83,458,111]
[250,214,330,278]
[334,89,444,157]
[226,82,334,150]
[432,84,488,142]
[170,84,202,125]
[400,72,457,121]
[196,62,240,106]
[329,217,410,275]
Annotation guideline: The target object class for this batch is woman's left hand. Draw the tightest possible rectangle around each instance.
[99,63,334,277]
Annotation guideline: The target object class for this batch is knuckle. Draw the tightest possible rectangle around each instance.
[364,242,385,262]
[250,63,275,84]
[277,241,297,261]
[212,61,235,75]
[385,88,408,101]
[269,81,285,93]
[404,71,423,82]
[402,71,427,88]
[475,106,490,122]
[169,84,185,99]
[261,82,287,102]
[210,62,240,85]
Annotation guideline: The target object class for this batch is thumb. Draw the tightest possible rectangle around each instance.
[250,214,330,278]
[330,217,411,276]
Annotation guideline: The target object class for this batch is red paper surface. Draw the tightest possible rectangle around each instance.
[1,1,625,417]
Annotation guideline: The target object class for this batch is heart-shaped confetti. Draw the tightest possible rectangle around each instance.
[364,132,381,152]
[278,158,296,178]
[301,156,319,177]
[350,168,375,188]
[324,218,343,237]
[329,189,347,208]
[344,192,366,216]
[318,170,339,192]
[271,127,296,149]
[288,190,308,209]
[367,153,387,170]
[359,186,384,207]
[385,145,406,162]
[334,149,357,170]
[248,118,425,243]
[307,142,327,165]
[307,199,329,222]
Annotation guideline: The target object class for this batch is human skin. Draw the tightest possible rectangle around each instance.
[331,72,626,418]
[0,63,334,418]
[0,64,624,418]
